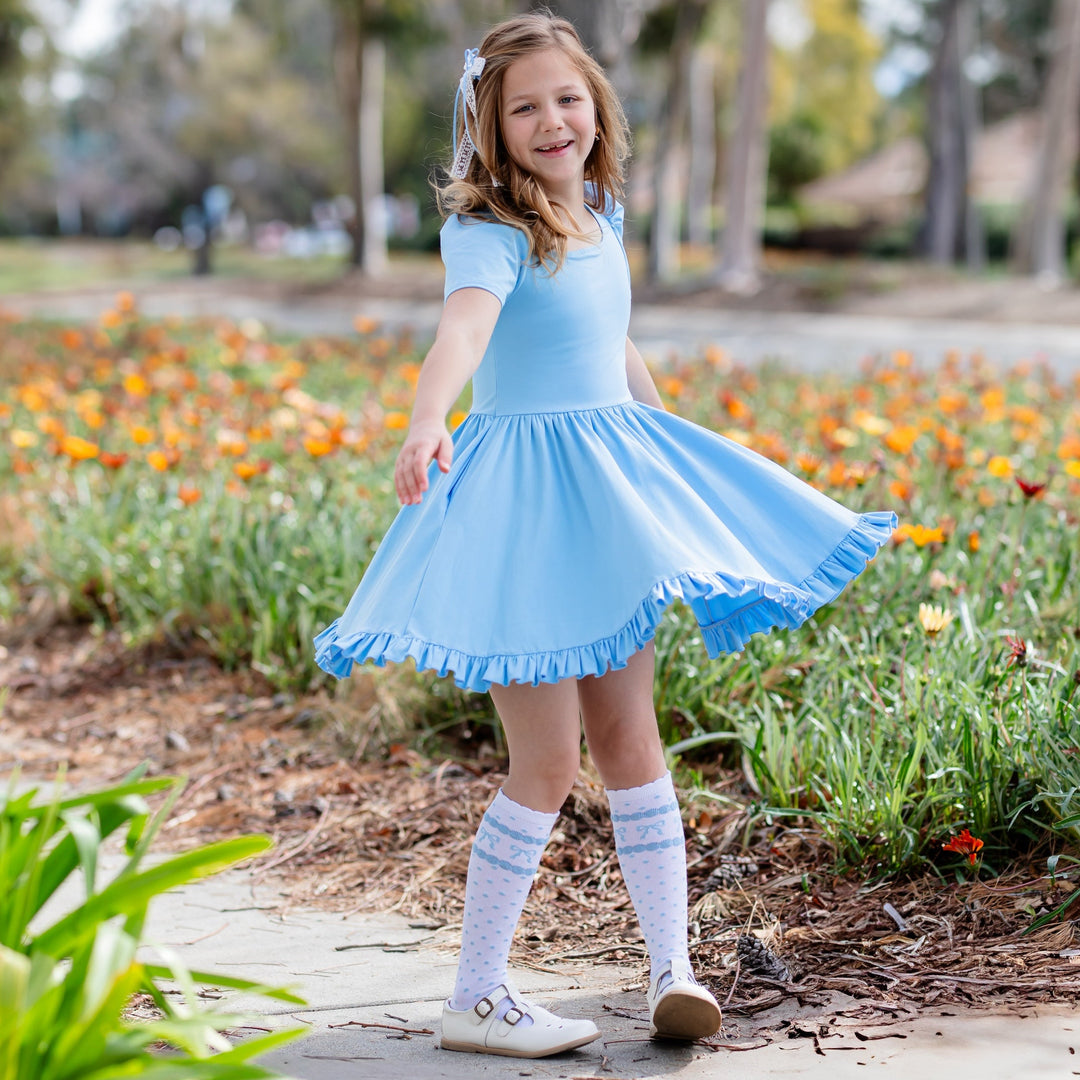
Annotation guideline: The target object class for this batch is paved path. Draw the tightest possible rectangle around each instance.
[118,866,1077,1080]
[6,285,1080,375]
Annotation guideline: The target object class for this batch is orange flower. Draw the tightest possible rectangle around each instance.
[353,314,379,335]
[449,410,469,430]
[398,362,422,388]
[99,451,129,469]
[233,461,260,480]
[303,437,333,457]
[884,425,918,455]
[383,411,409,431]
[795,451,822,476]
[941,828,984,866]
[61,328,85,350]
[1058,435,1080,460]
[129,425,155,445]
[888,479,914,502]
[147,449,179,472]
[37,416,65,438]
[115,290,136,313]
[177,484,201,506]
[894,523,946,547]
[967,530,980,553]
[660,376,685,399]
[123,373,150,397]
[59,435,99,461]
[100,309,123,329]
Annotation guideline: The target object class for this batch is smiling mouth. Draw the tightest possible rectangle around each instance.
[536,140,572,153]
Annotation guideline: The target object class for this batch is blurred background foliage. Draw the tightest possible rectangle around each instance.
[1,0,1077,284]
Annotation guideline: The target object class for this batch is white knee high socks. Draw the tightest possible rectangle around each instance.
[450,789,558,1011]
[606,771,690,981]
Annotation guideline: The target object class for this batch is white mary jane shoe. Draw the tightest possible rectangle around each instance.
[441,982,600,1059]
[647,957,722,1041]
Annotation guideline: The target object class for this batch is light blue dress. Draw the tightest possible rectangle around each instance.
[314,197,896,692]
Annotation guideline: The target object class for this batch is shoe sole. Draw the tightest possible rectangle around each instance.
[650,991,722,1041]
[441,1030,601,1058]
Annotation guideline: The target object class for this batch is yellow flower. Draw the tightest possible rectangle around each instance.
[986,455,1013,478]
[449,410,469,430]
[918,603,954,637]
[11,429,39,449]
[303,437,333,457]
[1065,460,1080,480]
[383,411,409,431]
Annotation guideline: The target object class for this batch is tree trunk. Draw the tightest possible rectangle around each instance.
[1012,0,1080,279]
[717,0,770,294]
[359,35,387,275]
[686,43,716,248]
[333,4,364,269]
[648,0,710,283]
[922,0,979,265]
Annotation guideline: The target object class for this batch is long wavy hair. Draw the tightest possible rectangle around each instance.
[437,11,631,272]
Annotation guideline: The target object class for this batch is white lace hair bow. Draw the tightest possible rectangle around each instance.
[450,47,486,180]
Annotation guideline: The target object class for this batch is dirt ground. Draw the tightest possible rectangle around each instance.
[5,619,1080,1032]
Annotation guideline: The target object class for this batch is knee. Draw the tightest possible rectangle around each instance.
[505,745,581,813]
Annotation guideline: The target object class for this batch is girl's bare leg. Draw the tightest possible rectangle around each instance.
[578,644,721,1036]
[448,678,581,1016]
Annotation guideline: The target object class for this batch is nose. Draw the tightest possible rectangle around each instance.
[538,102,564,130]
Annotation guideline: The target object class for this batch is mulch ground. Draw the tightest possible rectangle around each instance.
[5,621,1080,1032]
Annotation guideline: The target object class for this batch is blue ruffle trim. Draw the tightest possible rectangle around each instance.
[313,510,897,693]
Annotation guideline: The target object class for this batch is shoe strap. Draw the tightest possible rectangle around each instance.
[472,983,525,1022]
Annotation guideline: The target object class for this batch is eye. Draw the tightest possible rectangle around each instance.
[559,95,578,104]
[513,104,534,114]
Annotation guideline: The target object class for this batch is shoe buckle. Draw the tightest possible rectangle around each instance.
[474,996,496,1019]
[503,1005,525,1026]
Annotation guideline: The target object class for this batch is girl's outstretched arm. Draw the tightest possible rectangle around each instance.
[394,287,501,505]
[625,337,663,409]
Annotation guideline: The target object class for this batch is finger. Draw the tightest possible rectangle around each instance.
[436,434,454,473]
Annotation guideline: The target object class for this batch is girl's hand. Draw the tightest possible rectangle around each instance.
[394,420,454,505]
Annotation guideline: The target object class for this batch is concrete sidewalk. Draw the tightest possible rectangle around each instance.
[6,284,1080,375]
[142,867,1078,1080]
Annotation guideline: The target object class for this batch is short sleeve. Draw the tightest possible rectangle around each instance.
[440,215,525,304]
[587,182,625,243]
[604,199,625,243]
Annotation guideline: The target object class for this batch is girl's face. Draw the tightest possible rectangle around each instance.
[499,48,597,204]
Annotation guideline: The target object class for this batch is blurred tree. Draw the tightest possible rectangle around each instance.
[921,0,983,266]
[769,0,881,193]
[65,4,339,262]
[717,0,771,293]
[0,0,58,215]
[330,0,450,274]
[642,0,713,282]
[1011,0,1080,279]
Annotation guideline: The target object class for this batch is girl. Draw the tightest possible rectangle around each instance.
[315,11,895,1060]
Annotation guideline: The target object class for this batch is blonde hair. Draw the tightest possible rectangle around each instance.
[437,11,631,272]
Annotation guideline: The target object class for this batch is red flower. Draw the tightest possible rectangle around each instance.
[1015,477,1047,499]
[1004,635,1028,667]
[942,828,984,866]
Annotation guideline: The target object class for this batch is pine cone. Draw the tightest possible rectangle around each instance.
[736,933,792,982]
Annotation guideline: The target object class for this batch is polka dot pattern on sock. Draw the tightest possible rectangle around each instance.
[449,790,557,1012]
[607,772,690,983]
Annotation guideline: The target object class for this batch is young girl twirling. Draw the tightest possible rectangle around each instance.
[316,11,895,1060]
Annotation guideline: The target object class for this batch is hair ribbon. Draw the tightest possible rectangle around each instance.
[450,47,486,180]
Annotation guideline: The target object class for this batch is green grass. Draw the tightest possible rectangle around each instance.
[1,312,1078,878]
